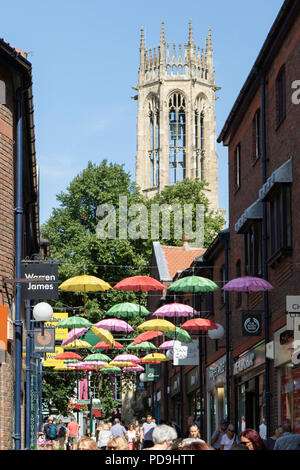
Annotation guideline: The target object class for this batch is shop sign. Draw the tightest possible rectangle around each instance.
[44,312,68,340]
[233,352,255,375]
[242,311,262,336]
[207,355,227,391]
[145,364,161,381]
[33,328,55,353]
[292,348,300,365]
[43,346,63,367]
[21,261,58,300]
[173,340,199,366]
[286,296,300,316]
[274,326,294,368]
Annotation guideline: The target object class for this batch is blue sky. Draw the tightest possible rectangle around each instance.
[1,0,284,225]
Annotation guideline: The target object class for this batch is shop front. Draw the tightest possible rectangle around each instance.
[233,341,266,434]
[170,373,181,424]
[206,355,227,442]
[274,325,300,433]
[186,368,200,420]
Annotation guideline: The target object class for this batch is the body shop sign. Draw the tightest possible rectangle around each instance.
[21,262,58,300]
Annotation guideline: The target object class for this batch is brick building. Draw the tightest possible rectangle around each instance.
[0,39,39,449]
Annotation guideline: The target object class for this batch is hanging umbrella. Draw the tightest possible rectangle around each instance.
[53,364,75,370]
[94,318,134,333]
[168,275,219,293]
[109,361,136,368]
[141,353,170,362]
[105,303,149,319]
[84,353,111,362]
[132,331,163,346]
[113,354,141,363]
[114,276,165,292]
[101,367,122,373]
[181,318,218,331]
[123,365,145,372]
[127,341,157,352]
[152,303,198,318]
[90,326,115,347]
[91,341,124,351]
[137,319,176,332]
[63,359,79,364]
[165,327,192,344]
[159,340,175,350]
[222,276,274,293]
[54,352,82,360]
[55,316,92,329]
[59,275,112,315]
[61,328,90,346]
[83,361,109,368]
[63,339,92,349]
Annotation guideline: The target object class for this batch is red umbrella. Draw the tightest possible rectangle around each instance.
[132,331,164,345]
[91,341,124,351]
[54,352,82,360]
[181,318,218,331]
[114,276,165,292]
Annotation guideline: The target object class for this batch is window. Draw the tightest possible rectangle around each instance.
[269,185,292,257]
[253,109,261,160]
[236,260,242,307]
[234,144,241,190]
[148,97,160,188]
[195,111,205,179]
[0,80,5,105]
[169,92,186,184]
[276,65,286,125]
[244,221,263,277]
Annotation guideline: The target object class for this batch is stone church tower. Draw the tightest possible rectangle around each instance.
[134,22,221,212]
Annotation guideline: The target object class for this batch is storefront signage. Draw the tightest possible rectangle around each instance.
[173,340,199,366]
[233,352,255,375]
[0,305,8,363]
[21,262,58,300]
[33,328,55,353]
[207,355,227,391]
[242,311,262,336]
[292,348,300,365]
[43,346,63,367]
[286,296,300,316]
[44,312,68,340]
[145,364,161,381]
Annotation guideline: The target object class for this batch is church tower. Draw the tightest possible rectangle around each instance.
[134,22,221,212]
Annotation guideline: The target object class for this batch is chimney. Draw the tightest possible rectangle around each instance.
[182,236,189,250]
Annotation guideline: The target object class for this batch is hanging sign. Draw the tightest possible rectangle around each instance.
[145,364,161,381]
[242,311,262,336]
[33,328,55,353]
[44,312,68,340]
[21,262,58,300]
[173,340,199,366]
[0,305,8,363]
[43,346,64,367]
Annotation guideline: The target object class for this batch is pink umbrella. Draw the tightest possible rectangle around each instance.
[123,365,145,372]
[159,340,175,350]
[61,328,89,346]
[222,276,274,293]
[114,354,141,363]
[93,318,134,333]
[152,303,198,318]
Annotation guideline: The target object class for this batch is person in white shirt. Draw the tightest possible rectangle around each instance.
[220,424,238,450]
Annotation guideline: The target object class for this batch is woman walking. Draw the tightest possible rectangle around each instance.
[125,423,137,450]
[98,422,113,450]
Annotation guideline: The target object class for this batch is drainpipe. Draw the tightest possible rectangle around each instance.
[261,75,271,437]
[38,357,43,431]
[25,299,32,449]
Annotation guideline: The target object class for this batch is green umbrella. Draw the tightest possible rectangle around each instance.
[105,302,149,319]
[55,316,92,329]
[101,367,121,373]
[83,329,102,348]
[84,353,111,362]
[127,341,157,352]
[63,359,79,364]
[165,327,192,344]
[168,275,219,293]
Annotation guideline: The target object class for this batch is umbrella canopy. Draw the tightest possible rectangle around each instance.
[168,275,219,293]
[132,331,163,345]
[101,367,122,373]
[53,365,75,370]
[109,361,136,368]
[123,365,145,372]
[222,276,274,293]
[114,354,141,363]
[63,359,79,364]
[90,326,115,347]
[61,328,89,346]
[94,318,134,333]
[181,318,218,331]
[114,276,165,292]
[56,316,92,329]
[141,353,170,362]
[54,352,82,360]
[165,327,192,344]
[83,361,109,367]
[105,303,149,319]
[137,319,176,332]
[91,341,124,351]
[159,340,175,350]
[127,341,157,352]
[153,303,198,318]
[63,339,92,349]
[84,353,111,362]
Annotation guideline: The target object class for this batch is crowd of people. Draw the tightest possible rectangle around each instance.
[37,414,300,451]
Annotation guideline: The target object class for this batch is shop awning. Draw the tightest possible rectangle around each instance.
[259,158,293,202]
[234,199,263,233]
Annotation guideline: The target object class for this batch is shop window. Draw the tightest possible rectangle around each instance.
[244,221,263,277]
[269,184,292,260]
[276,65,286,127]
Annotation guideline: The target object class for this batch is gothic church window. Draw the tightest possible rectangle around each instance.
[148,96,160,188]
[169,92,186,184]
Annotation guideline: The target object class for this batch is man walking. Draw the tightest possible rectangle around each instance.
[67,416,80,450]
[110,418,127,438]
[142,414,157,449]
[211,418,228,450]
[44,417,57,449]
[274,422,300,450]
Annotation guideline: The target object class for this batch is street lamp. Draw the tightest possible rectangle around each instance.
[32,302,53,335]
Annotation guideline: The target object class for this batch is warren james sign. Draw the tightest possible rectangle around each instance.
[21,262,58,300]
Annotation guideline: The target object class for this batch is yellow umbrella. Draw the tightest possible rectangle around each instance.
[53,364,76,370]
[109,361,136,368]
[137,319,176,332]
[63,339,92,349]
[59,275,112,315]
[142,353,170,362]
[90,326,115,348]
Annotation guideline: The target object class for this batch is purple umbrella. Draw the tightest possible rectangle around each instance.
[93,318,134,333]
[114,353,141,363]
[159,340,175,350]
[222,276,274,293]
[61,328,89,346]
[152,303,199,318]
[123,365,145,372]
